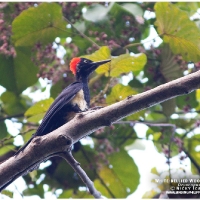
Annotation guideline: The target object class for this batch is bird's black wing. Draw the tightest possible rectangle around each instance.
[35,81,83,135]
[15,82,83,155]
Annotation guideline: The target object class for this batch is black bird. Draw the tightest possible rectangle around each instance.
[15,57,111,155]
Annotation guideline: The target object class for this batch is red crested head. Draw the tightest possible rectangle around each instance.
[70,57,81,75]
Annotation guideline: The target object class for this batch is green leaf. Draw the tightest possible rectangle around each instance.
[25,98,54,117]
[121,3,143,17]
[60,189,94,198]
[126,110,145,120]
[0,145,15,156]
[108,149,139,195]
[160,44,183,81]
[14,47,38,93]
[109,53,147,77]
[176,91,198,109]
[23,183,44,198]
[1,91,27,115]
[82,46,111,74]
[0,55,17,92]
[83,4,108,22]
[12,2,70,46]
[23,129,35,143]
[106,84,137,105]
[95,149,139,198]
[26,113,45,123]
[125,139,146,151]
[0,121,8,140]
[151,167,159,175]
[0,47,38,94]
[161,99,176,117]
[186,134,200,167]
[1,190,13,198]
[176,2,200,17]
[154,2,200,62]
[83,46,146,77]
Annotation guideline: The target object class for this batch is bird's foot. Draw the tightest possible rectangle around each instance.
[89,106,103,111]
[78,106,103,118]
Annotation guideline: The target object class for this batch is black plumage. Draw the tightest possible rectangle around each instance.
[15,57,111,155]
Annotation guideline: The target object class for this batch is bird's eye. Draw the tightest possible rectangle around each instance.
[84,60,88,63]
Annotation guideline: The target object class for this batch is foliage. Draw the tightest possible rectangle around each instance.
[1,2,200,199]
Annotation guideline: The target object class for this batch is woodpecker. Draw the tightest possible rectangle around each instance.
[15,57,111,155]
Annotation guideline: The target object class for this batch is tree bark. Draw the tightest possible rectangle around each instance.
[1,70,200,191]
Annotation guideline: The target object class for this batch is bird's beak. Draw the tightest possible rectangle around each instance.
[86,59,111,75]
[92,59,111,66]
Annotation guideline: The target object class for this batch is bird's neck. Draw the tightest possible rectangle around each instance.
[76,76,90,107]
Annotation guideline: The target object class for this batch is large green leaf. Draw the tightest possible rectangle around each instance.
[12,2,70,46]
[106,84,137,104]
[25,98,54,117]
[94,149,139,198]
[154,2,200,62]
[0,47,38,94]
[0,55,17,92]
[109,53,146,77]
[82,46,111,75]
[83,46,146,77]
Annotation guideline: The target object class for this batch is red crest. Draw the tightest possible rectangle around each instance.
[70,57,81,75]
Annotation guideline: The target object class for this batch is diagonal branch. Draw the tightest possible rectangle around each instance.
[1,70,200,194]
[59,151,103,199]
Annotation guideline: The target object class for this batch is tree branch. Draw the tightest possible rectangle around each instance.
[1,70,200,193]
[59,151,102,198]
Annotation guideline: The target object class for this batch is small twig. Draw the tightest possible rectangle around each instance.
[123,34,163,49]
[80,146,115,198]
[183,147,200,174]
[0,128,36,148]
[114,120,176,130]
[59,151,103,199]
[0,113,24,122]
[63,17,100,49]
[91,78,113,105]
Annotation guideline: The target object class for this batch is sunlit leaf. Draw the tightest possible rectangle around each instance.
[109,53,147,77]
[25,98,54,117]
[0,145,15,156]
[155,2,200,62]
[151,167,159,175]
[83,46,146,77]
[82,46,111,75]
[27,113,45,123]
[1,190,13,198]
[12,2,69,46]
[106,84,137,104]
